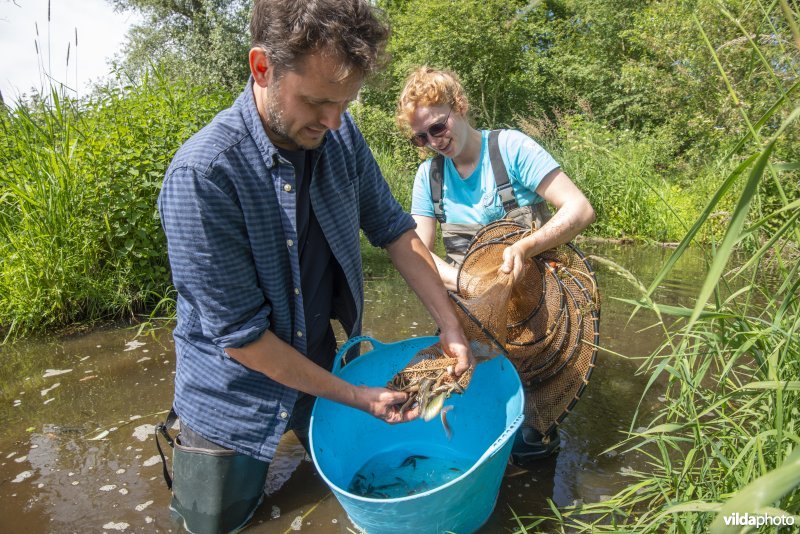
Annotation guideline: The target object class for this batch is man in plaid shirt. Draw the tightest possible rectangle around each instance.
[157,1,472,531]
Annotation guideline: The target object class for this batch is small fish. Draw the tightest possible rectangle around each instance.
[421,392,446,422]
[398,393,417,416]
[399,454,429,469]
[407,481,429,496]
[416,378,434,414]
[373,482,402,491]
[394,477,412,491]
[440,405,454,439]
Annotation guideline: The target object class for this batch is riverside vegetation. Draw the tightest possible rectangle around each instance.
[0,0,798,532]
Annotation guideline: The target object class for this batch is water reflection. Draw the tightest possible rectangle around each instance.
[0,242,709,532]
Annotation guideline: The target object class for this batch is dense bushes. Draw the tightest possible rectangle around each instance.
[1,0,797,342]
[0,73,232,339]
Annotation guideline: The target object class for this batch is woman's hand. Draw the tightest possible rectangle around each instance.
[500,243,527,283]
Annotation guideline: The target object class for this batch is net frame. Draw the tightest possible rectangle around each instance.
[528,264,599,436]
[385,216,600,436]
[454,217,600,435]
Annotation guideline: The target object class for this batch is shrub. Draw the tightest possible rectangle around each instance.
[0,71,232,339]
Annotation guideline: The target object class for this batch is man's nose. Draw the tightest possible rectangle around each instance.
[318,104,343,131]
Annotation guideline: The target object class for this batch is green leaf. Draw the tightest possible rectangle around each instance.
[686,106,800,332]
[665,501,722,514]
[739,381,800,392]
[773,162,800,171]
[710,447,800,533]
[613,298,735,320]
[642,152,759,303]
[636,423,685,435]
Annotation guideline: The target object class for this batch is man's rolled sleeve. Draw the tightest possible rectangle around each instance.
[159,165,271,349]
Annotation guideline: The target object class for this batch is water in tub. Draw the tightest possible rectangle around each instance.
[348,444,473,499]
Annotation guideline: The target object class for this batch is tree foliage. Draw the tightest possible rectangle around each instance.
[375,0,539,128]
[110,0,251,91]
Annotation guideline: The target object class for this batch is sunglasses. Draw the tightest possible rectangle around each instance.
[409,107,452,147]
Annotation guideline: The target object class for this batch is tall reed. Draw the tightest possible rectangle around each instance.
[0,90,98,337]
[513,1,799,531]
[0,69,232,341]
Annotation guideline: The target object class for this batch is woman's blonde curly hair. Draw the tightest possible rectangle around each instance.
[395,66,470,138]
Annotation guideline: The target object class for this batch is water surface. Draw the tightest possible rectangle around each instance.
[0,242,710,532]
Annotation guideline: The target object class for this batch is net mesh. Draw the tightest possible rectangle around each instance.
[388,344,474,392]
[388,218,600,434]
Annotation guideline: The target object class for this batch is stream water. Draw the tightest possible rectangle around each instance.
[0,242,711,533]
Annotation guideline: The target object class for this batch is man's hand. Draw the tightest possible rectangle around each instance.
[440,326,474,376]
[355,386,420,424]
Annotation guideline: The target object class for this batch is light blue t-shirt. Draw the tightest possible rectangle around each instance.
[410,129,560,224]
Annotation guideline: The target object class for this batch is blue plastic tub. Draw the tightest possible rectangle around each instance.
[310,335,524,534]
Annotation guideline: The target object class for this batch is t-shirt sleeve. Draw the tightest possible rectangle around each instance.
[503,130,561,194]
[410,159,435,218]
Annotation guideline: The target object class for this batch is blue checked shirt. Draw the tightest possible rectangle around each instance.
[158,80,415,462]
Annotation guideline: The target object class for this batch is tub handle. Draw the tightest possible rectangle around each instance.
[332,335,385,374]
[481,413,525,462]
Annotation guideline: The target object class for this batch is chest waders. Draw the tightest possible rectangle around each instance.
[429,130,552,265]
[430,130,561,463]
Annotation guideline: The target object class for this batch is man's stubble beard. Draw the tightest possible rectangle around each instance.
[263,82,322,151]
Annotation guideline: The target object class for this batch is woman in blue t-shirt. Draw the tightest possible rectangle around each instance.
[396,66,595,292]
[396,66,596,464]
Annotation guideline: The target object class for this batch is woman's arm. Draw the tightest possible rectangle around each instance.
[413,214,460,291]
[500,169,595,281]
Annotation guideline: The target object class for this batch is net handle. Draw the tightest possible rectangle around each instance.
[448,291,508,356]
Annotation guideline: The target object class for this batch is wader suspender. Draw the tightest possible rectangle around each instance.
[430,129,518,223]
[155,407,179,489]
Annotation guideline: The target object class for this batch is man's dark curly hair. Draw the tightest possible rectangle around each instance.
[250,0,390,79]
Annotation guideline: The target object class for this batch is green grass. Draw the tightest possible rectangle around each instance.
[0,70,232,341]
[541,119,738,244]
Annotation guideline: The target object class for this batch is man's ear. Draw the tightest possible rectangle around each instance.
[249,48,271,87]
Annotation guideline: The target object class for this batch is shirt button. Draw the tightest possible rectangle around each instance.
[296,330,303,338]
[279,411,289,420]
[287,239,294,247]
[294,287,300,295]
[283,183,293,192]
